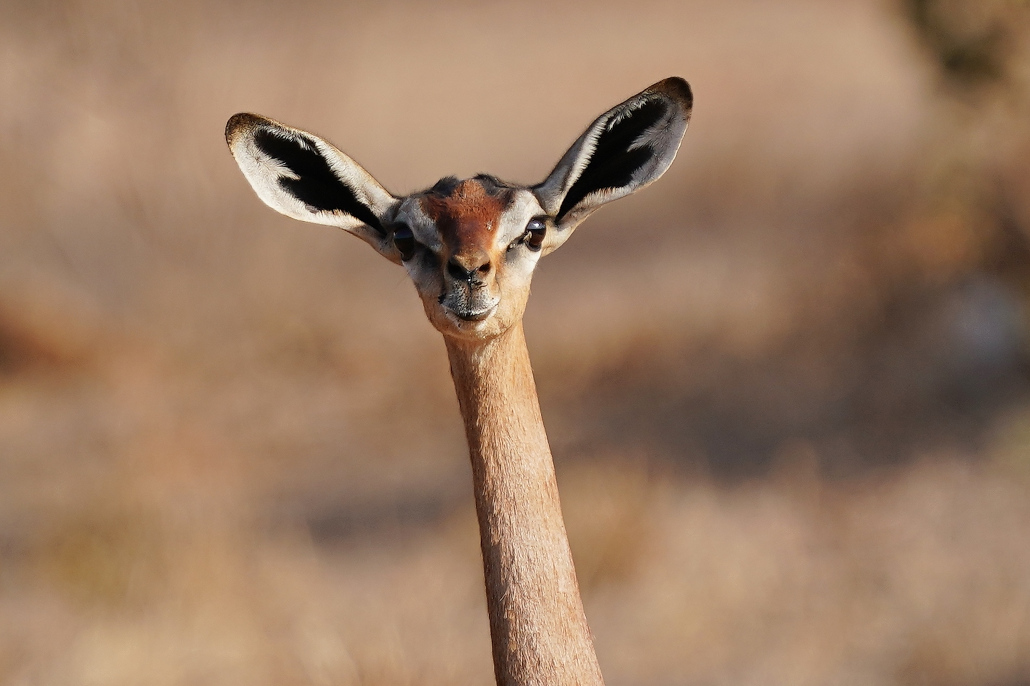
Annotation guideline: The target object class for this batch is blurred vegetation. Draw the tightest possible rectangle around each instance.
[1,1,1030,684]
[904,0,1018,87]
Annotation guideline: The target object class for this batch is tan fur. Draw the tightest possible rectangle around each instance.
[425,183,604,685]
[226,78,692,686]
[446,325,604,686]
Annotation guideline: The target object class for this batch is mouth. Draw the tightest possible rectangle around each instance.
[438,287,499,324]
[445,302,498,322]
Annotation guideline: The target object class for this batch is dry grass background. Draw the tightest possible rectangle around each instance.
[2,0,1030,684]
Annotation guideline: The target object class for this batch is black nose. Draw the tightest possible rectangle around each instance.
[447,257,491,283]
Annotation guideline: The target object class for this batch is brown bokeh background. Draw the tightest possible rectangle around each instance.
[3,0,1030,684]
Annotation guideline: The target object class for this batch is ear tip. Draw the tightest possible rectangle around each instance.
[650,77,693,112]
[225,112,268,146]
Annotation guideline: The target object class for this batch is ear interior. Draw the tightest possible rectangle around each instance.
[226,113,400,259]
[250,126,386,234]
[556,97,671,222]
[535,77,692,249]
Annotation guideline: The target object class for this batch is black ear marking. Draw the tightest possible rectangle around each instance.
[253,129,385,235]
[556,98,668,222]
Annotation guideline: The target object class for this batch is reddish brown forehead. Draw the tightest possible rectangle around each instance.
[420,178,511,252]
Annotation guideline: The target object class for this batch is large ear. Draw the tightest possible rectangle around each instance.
[225,113,401,262]
[533,77,692,254]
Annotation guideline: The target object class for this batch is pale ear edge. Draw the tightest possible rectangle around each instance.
[225,113,404,263]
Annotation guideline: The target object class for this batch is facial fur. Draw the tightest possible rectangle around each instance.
[391,175,548,341]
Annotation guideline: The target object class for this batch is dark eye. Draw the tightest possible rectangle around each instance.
[393,224,416,261]
[525,218,546,251]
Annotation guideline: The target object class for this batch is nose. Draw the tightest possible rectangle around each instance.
[447,252,492,283]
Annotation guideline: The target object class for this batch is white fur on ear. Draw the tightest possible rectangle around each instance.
[226,113,401,260]
[534,77,692,255]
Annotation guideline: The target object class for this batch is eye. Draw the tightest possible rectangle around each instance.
[525,218,546,251]
[506,218,548,253]
[393,224,416,261]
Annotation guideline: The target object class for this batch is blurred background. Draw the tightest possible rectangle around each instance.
[2,0,1030,683]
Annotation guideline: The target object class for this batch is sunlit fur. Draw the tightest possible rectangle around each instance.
[226,77,692,686]
[393,179,547,341]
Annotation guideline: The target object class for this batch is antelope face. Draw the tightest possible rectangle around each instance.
[391,176,547,340]
[225,77,692,341]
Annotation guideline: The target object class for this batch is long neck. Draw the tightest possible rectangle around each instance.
[445,323,604,686]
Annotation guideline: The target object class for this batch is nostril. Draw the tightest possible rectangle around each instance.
[447,259,469,281]
[448,257,492,282]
